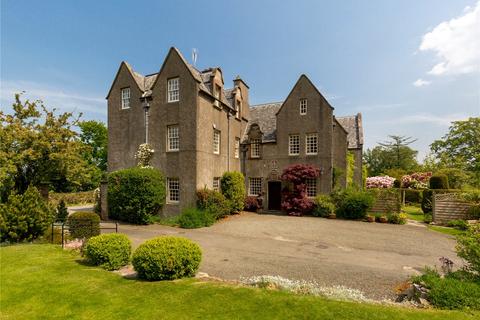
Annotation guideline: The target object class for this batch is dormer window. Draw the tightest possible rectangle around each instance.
[121,88,130,109]
[300,99,307,115]
[167,78,179,102]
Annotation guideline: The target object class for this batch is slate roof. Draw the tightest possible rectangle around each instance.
[247,102,363,149]
[336,114,364,149]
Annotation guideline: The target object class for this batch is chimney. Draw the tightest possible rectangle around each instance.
[233,75,249,120]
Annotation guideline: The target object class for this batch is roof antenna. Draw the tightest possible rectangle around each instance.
[192,48,198,67]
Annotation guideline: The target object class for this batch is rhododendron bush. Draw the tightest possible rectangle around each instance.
[401,172,432,189]
[365,176,395,189]
[280,164,320,216]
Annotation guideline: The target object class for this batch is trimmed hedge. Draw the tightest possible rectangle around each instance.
[84,233,131,270]
[220,172,246,213]
[312,195,335,218]
[108,167,165,224]
[132,236,202,281]
[335,189,374,220]
[430,174,449,189]
[67,211,100,239]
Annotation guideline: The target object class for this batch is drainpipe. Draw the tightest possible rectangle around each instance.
[227,112,231,171]
[142,97,150,144]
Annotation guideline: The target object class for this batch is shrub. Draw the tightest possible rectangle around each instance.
[84,233,131,270]
[387,213,407,224]
[404,189,422,204]
[456,224,480,276]
[0,186,55,243]
[447,219,469,231]
[56,200,69,222]
[365,176,395,189]
[462,190,480,219]
[108,167,165,224]
[177,208,215,229]
[281,164,320,216]
[312,195,335,217]
[49,190,95,206]
[393,179,401,188]
[244,196,259,212]
[436,168,469,189]
[220,172,246,213]
[429,174,449,189]
[401,172,432,189]
[414,269,480,310]
[335,189,374,220]
[67,211,100,239]
[132,236,202,280]
[424,213,433,223]
[196,189,230,219]
[421,189,433,213]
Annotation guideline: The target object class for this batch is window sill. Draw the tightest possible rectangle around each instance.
[167,100,180,104]
[167,150,179,153]
[306,153,318,156]
[288,154,300,157]
[166,201,179,205]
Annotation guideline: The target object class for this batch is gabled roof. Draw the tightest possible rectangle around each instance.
[336,113,364,149]
[245,102,282,142]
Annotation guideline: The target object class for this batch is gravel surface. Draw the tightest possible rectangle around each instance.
[117,212,460,300]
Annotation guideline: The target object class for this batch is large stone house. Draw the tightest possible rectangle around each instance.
[107,47,363,215]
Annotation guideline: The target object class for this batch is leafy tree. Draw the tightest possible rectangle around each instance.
[430,117,480,186]
[0,94,97,199]
[79,120,108,172]
[363,135,418,176]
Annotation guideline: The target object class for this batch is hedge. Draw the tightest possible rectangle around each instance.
[84,233,131,270]
[49,190,95,206]
[67,211,100,239]
[220,172,246,213]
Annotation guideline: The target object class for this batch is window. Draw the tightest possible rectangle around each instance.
[300,99,307,115]
[289,135,300,155]
[234,138,240,158]
[214,84,221,99]
[213,177,220,191]
[213,129,221,154]
[250,139,261,158]
[167,78,179,102]
[167,178,180,202]
[249,178,262,196]
[235,100,241,118]
[121,88,130,109]
[306,178,317,197]
[167,125,179,151]
[306,133,318,155]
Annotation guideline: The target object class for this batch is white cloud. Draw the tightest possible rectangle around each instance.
[392,112,468,126]
[413,78,431,87]
[0,80,106,116]
[419,1,480,76]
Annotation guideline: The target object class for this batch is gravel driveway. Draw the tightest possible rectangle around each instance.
[118,212,460,300]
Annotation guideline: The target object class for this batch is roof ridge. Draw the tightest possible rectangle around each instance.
[250,101,283,107]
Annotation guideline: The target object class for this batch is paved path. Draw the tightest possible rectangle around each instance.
[117,212,459,300]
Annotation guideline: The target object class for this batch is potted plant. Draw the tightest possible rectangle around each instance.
[366,215,375,222]
[379,215,388,223]
[327,213,336,219]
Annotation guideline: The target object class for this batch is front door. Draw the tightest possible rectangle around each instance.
[268,181,282,210]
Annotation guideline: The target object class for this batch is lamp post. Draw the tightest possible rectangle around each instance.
[142,98,150,144]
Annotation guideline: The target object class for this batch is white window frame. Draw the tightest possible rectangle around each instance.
[289,134,300,156]
[250,139,261,158]
[213,129,221,154]
[167,78,179,102]
[306,178,317,197]
[121,87,130,109]
[300,99,307,115]
[213,177,220,191]
[167,125,179,152]
[167,178,180,203]
[305,133,318,155]
[234,138,240,159]
[249,177,262,196]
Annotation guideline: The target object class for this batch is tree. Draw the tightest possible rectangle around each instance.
[430,117,480,186]
[280,164,320,216]
[79,120,108,172]
[0,94,97,199]
[363,135,418,176]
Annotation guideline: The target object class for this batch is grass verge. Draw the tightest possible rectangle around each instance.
[1,244,478,319]
[402,205,424,222]
[428,225,465,236]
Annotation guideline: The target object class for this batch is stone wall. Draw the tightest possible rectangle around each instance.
[433,193,472,225]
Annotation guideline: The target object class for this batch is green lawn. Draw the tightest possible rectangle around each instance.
[402,205,425,222]
[428,225,465,236]
[1,245,477,320]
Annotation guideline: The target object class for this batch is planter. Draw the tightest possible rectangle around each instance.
[327,213,336,219]
[379,216,388,223]
[366,216,375,223]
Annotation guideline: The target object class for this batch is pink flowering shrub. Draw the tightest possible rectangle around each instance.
[366,176,395,189]
[401,172,432,189]
[280,164,320,216]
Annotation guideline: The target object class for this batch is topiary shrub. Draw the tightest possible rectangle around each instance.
[429,174,449,189]
[132,236,202,281]
[393,179,401,188]
[312,195,335,217]
[84,233,131,270]
[335,189,374,220]
[108,167,166,224]
[67,211,100,239]
[220,172,246,213]
[421,189,433,213]
[0,186,55,243]
[244,196,259,212]
[196,188,230,219]
[56,200,69,222]
[177,207,215,229]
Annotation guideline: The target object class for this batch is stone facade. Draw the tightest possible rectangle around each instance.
[107,47,363,215]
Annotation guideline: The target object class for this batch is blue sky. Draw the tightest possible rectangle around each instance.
[1,0,479,160]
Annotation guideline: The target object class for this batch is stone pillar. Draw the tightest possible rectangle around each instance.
[100,181,108,220]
